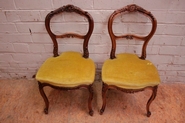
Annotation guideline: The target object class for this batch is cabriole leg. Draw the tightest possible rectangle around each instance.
[88,84,94,116]
[38,82,49,114]
[100,83,109,115]
[146,86,158,117]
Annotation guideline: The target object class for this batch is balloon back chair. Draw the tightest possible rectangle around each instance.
[35,4,95,116]
[100,4,160,117]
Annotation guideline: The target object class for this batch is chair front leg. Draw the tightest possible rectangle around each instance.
[88,84,94,116]
[38,82,49,114]
[146,86,158,117]
[100,82,109,115]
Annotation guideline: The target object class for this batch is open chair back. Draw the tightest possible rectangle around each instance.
[108,4,157,59]
[45,4,94,58]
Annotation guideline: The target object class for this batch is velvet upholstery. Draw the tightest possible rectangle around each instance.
[102,53,160,89]
[36,51,95,87]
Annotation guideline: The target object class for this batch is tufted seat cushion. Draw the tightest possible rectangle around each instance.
[36,51,95,87]
[102,53,160,89]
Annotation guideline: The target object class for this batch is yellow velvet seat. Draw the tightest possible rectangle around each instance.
[36,51,95,87]
[102,53,160,89]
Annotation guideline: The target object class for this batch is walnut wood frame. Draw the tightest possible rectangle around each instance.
[38,4,94,116]
[100,4,158,117]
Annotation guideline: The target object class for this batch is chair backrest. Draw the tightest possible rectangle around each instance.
[45,4,94,58]
[108,4,157,60]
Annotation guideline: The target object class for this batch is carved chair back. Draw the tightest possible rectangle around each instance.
[108,4,157,59]
[45,4,94,58]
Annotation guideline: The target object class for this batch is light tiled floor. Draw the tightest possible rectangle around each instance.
[0,79,185,123]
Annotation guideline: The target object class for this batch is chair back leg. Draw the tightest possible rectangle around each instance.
[100,83,109,115]
[88,84,94,116]
[38,82,49,114]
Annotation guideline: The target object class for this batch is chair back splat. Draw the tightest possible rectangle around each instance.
[108,4,157,59]
[45,4,94,58]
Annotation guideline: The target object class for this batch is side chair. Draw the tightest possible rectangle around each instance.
[35,4,95,116]
[100,4,160,117]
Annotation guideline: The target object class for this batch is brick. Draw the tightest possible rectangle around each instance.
[166,64,185,71]
[0,34,32,43]
[90,54,109,63]
[134,0,172,10]
[58,44,82,53]
[164,25,185,36]
[157,64,168,71]
[0,11,7,22]
[169,0,185,10]
[49,23,88,35]
[173,56,185,64]
[159,46,185,55]
[166,76,185,82]
[165,71,178,76]
[9,63,20,68]
[0,43,14,52]
[89,34,110,45]
[16,11,41,22]
[63,12,86,22]
[89,10,112,23]
[0,62,10,67]
[160,12,185,24]
[13,43,29,53]
[159,46,174,55]
[4,11,20,22]
[152,35,182,46]
[44,44,53,53]
[120,12,150,23]
[177,71,185,77]
[147,46,160,55]
[158,71,165,76]
[39,10,52,21]
[0,24,17,33]
[89,45,110,54]
[159,75,166,82]
[29,44,45,53]
[19,63,39,69]
[12,53,41,63]
[31,34,51,43]
[14,0,52,10]
[0,0,15,9]
[181,37,185,46]
[94,0,131,10]
[16,23,46,33]
[0,54,13,62]
[147,55,173,64]
[93,23,107,34]
[0,73,10,78]
[53,0,93,10]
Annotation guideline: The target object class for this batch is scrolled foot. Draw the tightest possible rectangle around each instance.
[44,108,48,114]
[100,109,104,115]
[89,110,94,116]
[147,111,151,117]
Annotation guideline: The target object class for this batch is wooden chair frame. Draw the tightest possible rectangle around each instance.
[100,4,158,117]
[38,4,94,116]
